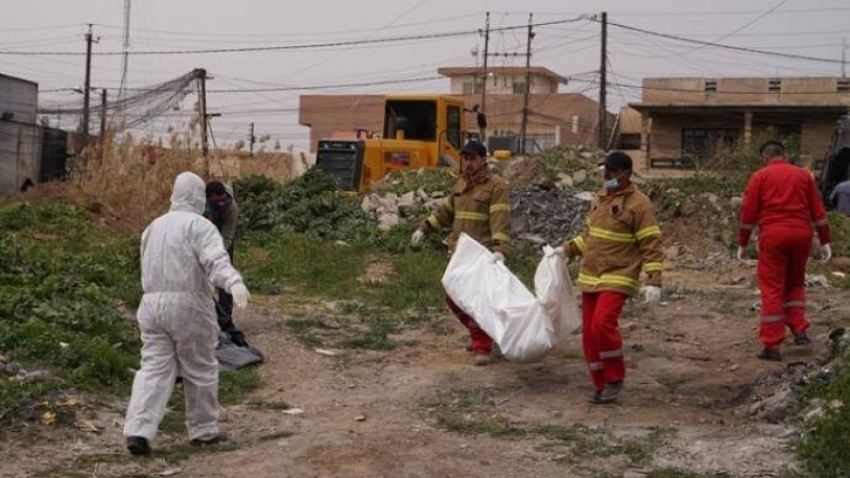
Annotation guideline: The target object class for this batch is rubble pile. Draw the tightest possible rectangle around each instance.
[510,186,591,246]
[742,328,848,424]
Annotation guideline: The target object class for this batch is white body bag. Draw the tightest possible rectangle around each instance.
[441,233,581,362]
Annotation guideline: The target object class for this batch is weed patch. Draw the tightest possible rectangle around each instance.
[0,202,141,428]
[422,389,673,465]
[794,344,850,476]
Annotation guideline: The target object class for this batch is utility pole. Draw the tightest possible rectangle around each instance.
[197,68,209,158]
[842,37,847,78]
[99,88,107,143]
[519,13,533,155]
[480,12,490,144]
[118,0,131,125]
[82,24,95,148]
[249,122,256,157]
[598,11,608,150]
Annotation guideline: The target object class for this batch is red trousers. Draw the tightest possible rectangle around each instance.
[446,295,493,355]
[757,227,811,350]
[582,291,628,391]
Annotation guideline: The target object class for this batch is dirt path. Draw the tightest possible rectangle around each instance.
[3,264,845,478]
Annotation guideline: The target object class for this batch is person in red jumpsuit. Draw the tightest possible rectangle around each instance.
[737,141,832,361]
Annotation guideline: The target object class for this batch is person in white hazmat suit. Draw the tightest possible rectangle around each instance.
[123,171,250,456]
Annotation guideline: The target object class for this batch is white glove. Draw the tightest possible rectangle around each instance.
[736,246,747,261]
[230,283,250,308]
[643,285,661,305]
[410,229,425,247]
[493,251,505,263]
[819,243,832,262]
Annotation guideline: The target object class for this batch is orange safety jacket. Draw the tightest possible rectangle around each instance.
[562,184,663,296]
[420,171,511,254]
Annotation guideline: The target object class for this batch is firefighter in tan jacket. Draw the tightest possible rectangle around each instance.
[410,141,511,366]
[559,151,663,403]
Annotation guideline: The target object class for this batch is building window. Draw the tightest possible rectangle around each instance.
[462,82,482,95]
[526,132,557,152]
[682,128,740,165]
[617,133,641,150]
[768,78,782,93]
[704,80,717,93]
[838,79,850,93]
[512,82,528,94]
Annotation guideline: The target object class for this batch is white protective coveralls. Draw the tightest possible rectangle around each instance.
[123,172,245,442]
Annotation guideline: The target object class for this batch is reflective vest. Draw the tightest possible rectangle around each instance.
[420,172,511,254]
[564,185,663,296]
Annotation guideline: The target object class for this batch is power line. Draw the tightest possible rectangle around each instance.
[598,17,843,65]
[665,0,789,58]
[0,16,586,56]
[40,75,445,94]
[207,75,444,93]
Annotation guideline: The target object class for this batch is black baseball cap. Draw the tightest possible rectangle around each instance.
[598,151,633,171]
[461,141,487,157]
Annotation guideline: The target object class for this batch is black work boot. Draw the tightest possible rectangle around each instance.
[126,436,151,456]
[794,331,811,345]
[757,348,782,362]
[589,389,603,404]
[190,431,229,446]
[595,381,623,404]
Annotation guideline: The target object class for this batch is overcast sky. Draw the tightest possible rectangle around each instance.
[1,0,848,151]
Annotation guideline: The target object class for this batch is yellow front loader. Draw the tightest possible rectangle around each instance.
[316,95,485,192]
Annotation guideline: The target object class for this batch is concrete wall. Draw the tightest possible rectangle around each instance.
[300,93,604,152]
[0,73,38,123]
[448,73,558,95]
[646,112,837,169]
[0,122,42,193]
[642,77,850,107]
[0,74,40,194]
[801,119,837,165]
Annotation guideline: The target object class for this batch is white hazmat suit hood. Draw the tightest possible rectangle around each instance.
[124,171,244,444]
[170,171,207,215]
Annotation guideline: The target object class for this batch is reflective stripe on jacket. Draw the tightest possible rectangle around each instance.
[420,172,511,254]
[564,185,663,296]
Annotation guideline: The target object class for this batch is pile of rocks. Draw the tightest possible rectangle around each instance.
[360,183,593,246]
[360,189,444,231]
[360,153,603,241]
[0,352,21,377]
[0,352,50,382]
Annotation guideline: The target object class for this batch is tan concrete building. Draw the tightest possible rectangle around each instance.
[298,66,607,153]
[622,77,850,173]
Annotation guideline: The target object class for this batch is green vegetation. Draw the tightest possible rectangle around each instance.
[0,201,262,433]
[794,338,850,476]
[234,168,378,244]
[0,202,141,428]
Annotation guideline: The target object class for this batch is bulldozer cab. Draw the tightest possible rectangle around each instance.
[316,95,472,192]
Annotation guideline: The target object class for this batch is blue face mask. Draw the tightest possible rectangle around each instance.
[603,178,619,189]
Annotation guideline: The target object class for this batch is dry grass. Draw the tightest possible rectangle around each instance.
[63,132,302,231]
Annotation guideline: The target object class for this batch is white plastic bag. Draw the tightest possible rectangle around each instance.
[536,245,581,341]
[441,233,579,362]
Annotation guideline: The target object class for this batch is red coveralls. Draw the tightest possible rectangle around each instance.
[738,161,831,351]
